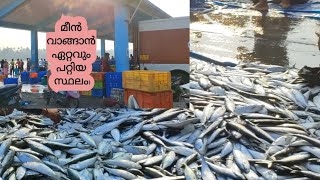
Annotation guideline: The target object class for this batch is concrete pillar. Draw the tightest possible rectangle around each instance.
[101,39,105,58]
[114,2,129,72]
[31,30,38,72]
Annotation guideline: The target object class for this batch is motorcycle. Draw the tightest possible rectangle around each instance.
[43,89,80,108]
[0,84,22,108]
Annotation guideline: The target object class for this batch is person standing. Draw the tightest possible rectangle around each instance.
[27,58,30,72]
[21,59,24,72]
[0,59,4,72]
[10,59,15,76]
[102,53,111,72]
[3,60,8,77]
[16,59,20,75]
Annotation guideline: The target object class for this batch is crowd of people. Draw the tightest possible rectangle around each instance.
[1,54,135,77]
[96,53,137,71]
[0,58,48,77]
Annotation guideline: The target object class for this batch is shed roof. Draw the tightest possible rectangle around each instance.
[0,0,171,41]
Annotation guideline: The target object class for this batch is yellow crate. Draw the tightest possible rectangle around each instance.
[122,70,171,92]
[80,91,92,96]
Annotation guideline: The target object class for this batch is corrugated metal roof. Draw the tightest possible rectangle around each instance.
[0,0,171,41]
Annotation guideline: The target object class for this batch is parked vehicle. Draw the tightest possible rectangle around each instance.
[137,17,190,87]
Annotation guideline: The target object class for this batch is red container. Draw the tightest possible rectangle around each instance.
[30,72,38,78]
[124,89,173,109]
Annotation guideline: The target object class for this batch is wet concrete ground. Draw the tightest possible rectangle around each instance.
[191,5,320,68]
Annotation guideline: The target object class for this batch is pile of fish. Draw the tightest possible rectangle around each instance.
[0,108,198,180]
[1,58,320,179]
[184,58,320,179]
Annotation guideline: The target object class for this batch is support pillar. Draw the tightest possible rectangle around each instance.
[100,39,105,58]
[114,2,129,72]
[31,30,38,72]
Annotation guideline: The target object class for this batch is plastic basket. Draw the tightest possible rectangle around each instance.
[94,81,104,89]
[122,71,171,92]
[105,72,122,97]
[21,72,29,82]
[4,78,18,85]
[29,77,39,84]
[91,89,104,97]
[38,71,47,79]
[124,89,173,109]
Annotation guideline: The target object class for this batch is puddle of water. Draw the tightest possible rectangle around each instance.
[191,10,320,68]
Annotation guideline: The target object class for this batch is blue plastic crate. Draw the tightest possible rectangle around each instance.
[94,60,102,64]
[29,77,39,84]
[91,89,104,97]
[38,71,47,79]
[92,65,101,72]
[21,72,29,82]
[4,78,18,85]
[21,71,29,77]
[105,72,122,96]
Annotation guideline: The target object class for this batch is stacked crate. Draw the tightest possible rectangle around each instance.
[105,72,122,96]
[122,70,173,109]
[91,72,104,97]
[20,72,29,84]
[105,72,123,104]
[92,60,102,72]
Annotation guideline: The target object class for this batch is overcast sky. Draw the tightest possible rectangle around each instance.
[0,0,189,50]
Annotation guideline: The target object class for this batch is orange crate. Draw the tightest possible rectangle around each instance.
[30,72,38,78]
[0,75,7,82]
[91,72,104,81]
[122,71,171,92]
[124,89,173,109]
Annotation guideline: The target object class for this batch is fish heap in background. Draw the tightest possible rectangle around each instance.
[1,57,320,179]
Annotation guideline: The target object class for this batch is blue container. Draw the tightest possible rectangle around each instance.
[29,77,39,84]
[92,67,101,72]
[4,78,18,85]
[105,72,122,97]
[21,72,29,82]
[38,71,47,79]
[21,80,29,84]
[91,89,104,97]
[92,64,101,72]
